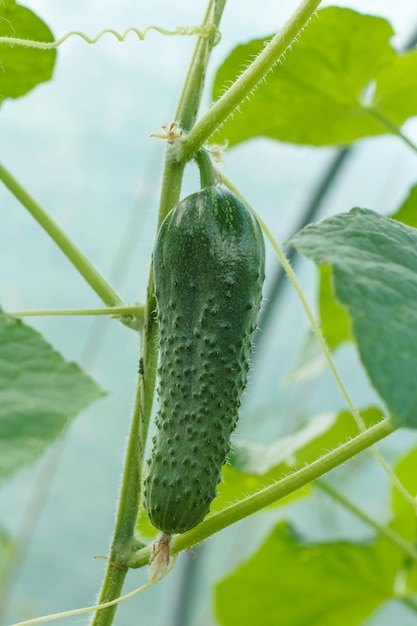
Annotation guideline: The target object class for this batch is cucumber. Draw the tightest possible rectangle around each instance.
[144,186,265,534]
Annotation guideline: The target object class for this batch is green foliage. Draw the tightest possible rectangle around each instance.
[215,520,406,626]
[290,208,417,428]
[0,0,56,102]
[212,6,417,147]
[391,447,417,541]
[2,0,417,623]
[215,441,417,625]
[318,265,352,351]
[0,309,105,482]
[315,184,417,359]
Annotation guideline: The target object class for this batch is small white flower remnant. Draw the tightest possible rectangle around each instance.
[148,532,172,581]
[207,139,229,167]
[151,122,183,145]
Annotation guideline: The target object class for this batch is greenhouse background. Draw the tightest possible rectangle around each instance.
[1,0,417,624]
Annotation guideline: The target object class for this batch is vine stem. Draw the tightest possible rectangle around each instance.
[366,107,417,156]
[195,148,216,188]
[0,25,217,49]
[156,0,226,229]
[0,163,123,308]
[7,558,177,626]
[7,305,143,318]
[88,363,149,626]
[175,0,323,162]
[316,480,417,562]
[128,418,396,568]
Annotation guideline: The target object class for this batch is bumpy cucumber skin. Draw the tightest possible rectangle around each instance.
[144,186,265,534]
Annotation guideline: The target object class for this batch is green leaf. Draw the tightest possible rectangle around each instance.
[0,310,105,482]
[290,208,417,428]
[215,520,402,626]
[211,7,417,147]
[319,265,352,351]
[317,186,417,355]
[0,0,56,102]
[374,50,417,126]
[211,407,381,513]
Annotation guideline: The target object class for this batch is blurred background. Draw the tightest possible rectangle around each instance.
[1,1,417,624]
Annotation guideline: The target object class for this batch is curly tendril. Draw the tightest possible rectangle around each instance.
[0,24,220,49]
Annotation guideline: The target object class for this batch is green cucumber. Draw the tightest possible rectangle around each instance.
[144,185,265,534]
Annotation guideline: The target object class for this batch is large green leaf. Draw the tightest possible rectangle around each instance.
[317,185,417,354]
[211,7,417,147]
[0,310,105,482]
[0,0,56,102]
[215,521,404,626]
[290,208,417,428]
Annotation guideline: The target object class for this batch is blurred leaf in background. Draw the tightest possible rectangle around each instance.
[212,7,417,147]
[0,309,105,483]
[0,0,56,102]
[215,520,407,626]
[290,208,417,428]
[391,184,417,228]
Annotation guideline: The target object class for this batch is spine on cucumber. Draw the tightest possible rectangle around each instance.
[144,186,265,534]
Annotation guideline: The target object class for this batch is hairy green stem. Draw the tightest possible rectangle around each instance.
[156,0,226,229]
[175,0,226,134]
[316,480,417,562]
[90,360,149,625]
[91,283,160,625]
[0,163,123,308]
[176,0,322,162]
[195,148,216,188]
[0,25,217,49]
[128,418,396,568]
